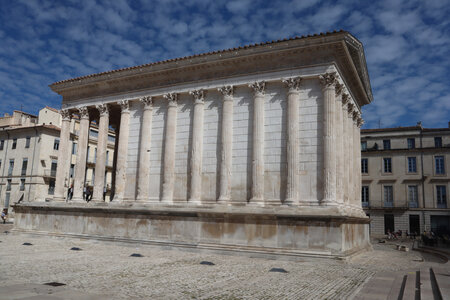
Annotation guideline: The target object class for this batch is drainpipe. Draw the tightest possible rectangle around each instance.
[419,123,426,230]
[1,130,10,207]
[27,126,38,202]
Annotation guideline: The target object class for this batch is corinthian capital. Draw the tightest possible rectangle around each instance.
[352,111,360,122]
[357,117,364,128]
[96,103,109,116]
[78,106,89,119]
[341,93,350,106]
[140,96,153,110]
[60,109,71,121]
[118,100,130,113]
[335,82,344,96]
[319,72,338,88]
[164,93,178,107]
[347,103,355,116]
[249,81,266,96]
[189,89,206,104]
[218,85,233,98]
[282,77,302,92]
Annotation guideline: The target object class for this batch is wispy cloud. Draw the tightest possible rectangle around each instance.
[0,0,448,128]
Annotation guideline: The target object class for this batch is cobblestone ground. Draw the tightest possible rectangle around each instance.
[0,225,433,299]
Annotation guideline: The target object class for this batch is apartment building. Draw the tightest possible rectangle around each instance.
[360,123,450,237]
[0,107,116,211]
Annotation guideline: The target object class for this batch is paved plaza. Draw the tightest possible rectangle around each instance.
[0,224,448,299]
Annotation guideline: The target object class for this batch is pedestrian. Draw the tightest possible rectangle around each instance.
[86,188,92,202]
[1,209,7,224]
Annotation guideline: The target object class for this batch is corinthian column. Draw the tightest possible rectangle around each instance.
[137,96,153,201]
[346,103,355,209]
[53,109,72,201]
[356,116,364,210]
[249,81,266,205]
[352,111,360,209]
[189,90,205,204]
[282,77,301,205]
[72,107,90,202]
[114,100,130,201]
[319,72,338,205]
[341,94,350,206]
[161,93,178,203]
[92,104,109,201]
[335,83,344,205]
[217,86,234,203]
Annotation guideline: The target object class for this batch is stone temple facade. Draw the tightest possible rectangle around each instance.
[13,30,373,258]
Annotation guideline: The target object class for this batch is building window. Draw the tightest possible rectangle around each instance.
[361,141,367,151]
[48,179,55,195]
[407,157,417,173]
[436,185,447,208]
[72,143,77,155]
[435,156,445,175]
[384,185,393,207]
[20,179,25,191]
[383,158,392,173]
[12,138,17,149]
[94,148,97,163]
[8,159,14,176]
[25,136,31,148]
[408,185,418,208]
[51,160,58,177]
[53,138,60,150]
[361,158,368,174]
[434,137,442,148]
[383,139,391,150]
[89,129,98,138]
[106,150,109,166]
[6,179,12,191]
[0,140,4,150]
[5,193,10,208]
[70,164,75,178]
[407,138,415,149]
[21,158,28,176]
[362,186,369,207]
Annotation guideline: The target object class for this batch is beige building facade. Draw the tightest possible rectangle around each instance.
[361,125,450,237]
[14,31,373,258]
[0,108,116,211]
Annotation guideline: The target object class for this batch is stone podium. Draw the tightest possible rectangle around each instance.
[13,30,372,258]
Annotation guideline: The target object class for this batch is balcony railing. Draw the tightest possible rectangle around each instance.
[408,202,418,208]
[384,201,393,208]
[43,169,57,178]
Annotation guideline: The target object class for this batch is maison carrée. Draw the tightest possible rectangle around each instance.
[13,30,374,258]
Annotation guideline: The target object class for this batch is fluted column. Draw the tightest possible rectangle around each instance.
[319,72,338,205]
[335,83,344,205]
[282,77,301,205]
[114,100,130,201]
[72,107,90,202]
[92,104,109,201]
[341,94,350,206]
[356,116,364,210]
[53,109,72,201]
[346,103,355,209]
[161,93,178,203]
[137,96,153,201]
[217,86,234,203]
[352,111,360,209]
[249,81,266,205]
[189,90,205,204]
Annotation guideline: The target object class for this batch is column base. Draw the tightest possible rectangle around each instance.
[52,196,66,202]
[70,197,86,203]
[217,196,230,204]
[248,198,264,206]
[188,198,202,205]
[320,199,339,206]
[283,198,299,206]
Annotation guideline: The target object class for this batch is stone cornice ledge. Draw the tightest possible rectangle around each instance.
[12,202,369,223]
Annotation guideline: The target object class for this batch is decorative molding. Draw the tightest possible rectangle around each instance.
[164,93,178,107]
[282,77,302,92]
[341,93,349,106]
[118,100,130,113]
[189,89,206,104]
[319,72,338,88]
[77,106,89,119]
[140,96,153,109]
[335,82,344,96]
[249,81,266,96]
[96,103,109,116]
[218,85,233,98]
[60,109,71,121]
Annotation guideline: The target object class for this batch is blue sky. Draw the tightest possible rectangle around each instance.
[0,0,449,129]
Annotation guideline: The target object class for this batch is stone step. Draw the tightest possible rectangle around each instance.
[402,271,419,300]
